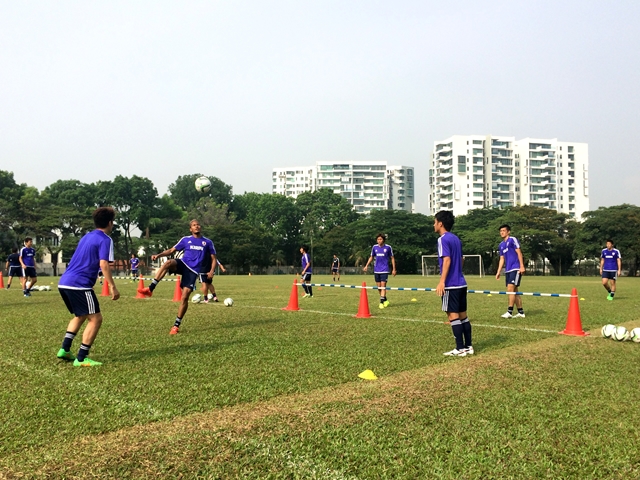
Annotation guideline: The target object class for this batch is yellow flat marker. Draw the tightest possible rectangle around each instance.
[358,369,378,381]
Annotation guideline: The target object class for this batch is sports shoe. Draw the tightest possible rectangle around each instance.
[383,300,390,307]
[379,303,385,309]
[57,348,75,361]
[203,299,209,303]
[607,294,614,301]
[213,296,219,302]
[463,346,475,355]
[73,358,102,367]
[443,349,467,357]
[514,312,526,318]
[137,287,153,297]
[302,293,310,298]
[170,326,180,335]
[501,312,513,319]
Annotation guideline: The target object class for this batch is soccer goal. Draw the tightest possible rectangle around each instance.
[421,255,485,277]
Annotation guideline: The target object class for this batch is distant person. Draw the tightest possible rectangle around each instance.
[434,210,472,357]
[600,239,622,300]
[495,224,526,318]
[57,207,120,367]
[200,258,226,303]
[138,219,216,335]
[130,253,140,279]
[20,237,37,297]
[331,254,340,282]
[5,247,23,289]
[363,233,396,309]
[300,245,313,298]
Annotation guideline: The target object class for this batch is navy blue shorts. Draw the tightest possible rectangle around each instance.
[24,266,37,278]
[331,268,339,273]
[131,269,139,276]
[374,273,389,283]
[199,272,213,284]
[505,271,522,287]
[301,273,312,282]
[175,259,198,291]
[8,266,22,277]
[59,288,100,316]
[442,287,468,313]
[602,271,617,280]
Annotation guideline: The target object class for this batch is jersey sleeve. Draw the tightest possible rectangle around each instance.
[173,237,187,251]
[208,239,217,255]
[370,246,375,257]
[99,237,115,262]
[601,249,606,259]
[438,236,451,258]
[388,246,394,257]
[511,237,521,249]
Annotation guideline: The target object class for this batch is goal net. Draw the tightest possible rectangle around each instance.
[421,255,485,277]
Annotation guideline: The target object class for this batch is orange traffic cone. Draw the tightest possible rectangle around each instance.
[135,275,147,299]
[100,280,110,297]
[0,272,4,289]
[172,276,183,302]
[282,278,300,311]
[354,282,372,318]
[560,288,588,336]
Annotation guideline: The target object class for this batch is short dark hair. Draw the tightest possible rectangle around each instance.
[499,224,511,232]
[93,207,116,229]
[300,245,308,253]
[11,247,17,253]
[606,239,614,244]
[435,211,455,232]
[376,233,386,241]
[24,237,32,244]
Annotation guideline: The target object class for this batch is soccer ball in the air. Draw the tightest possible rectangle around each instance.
[630,328,640,343]
[191,294,203,303]
[612,326,629,341]
[224,297,234,307]
[195,176,211,193]
[601,324,616,338]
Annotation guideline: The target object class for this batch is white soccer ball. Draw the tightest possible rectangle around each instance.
[224,297,233,307]
[191,293,203,303]
[630,328,640,343]
[25,281,31,290]
[207,293,214,301]
[612,326,629,341]
[194,176,211,193]
[601,324,616,338]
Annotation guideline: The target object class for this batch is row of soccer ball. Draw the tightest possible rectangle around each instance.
[601,324,640,342]
[27,285,52,292]
[192,293,233,306]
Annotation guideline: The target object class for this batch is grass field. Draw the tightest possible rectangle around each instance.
[2,274,640,479]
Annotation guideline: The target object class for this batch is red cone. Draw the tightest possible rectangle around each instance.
[100,280,110,297]
[172,276,183,302]
[135,275,147,299]
[560,288,588,336]
[354,282,372,318]
[282,278,300,311]
[0,271,5,289]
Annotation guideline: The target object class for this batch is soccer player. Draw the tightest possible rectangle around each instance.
[5,248,22,289]
[300,245,313,298]
[138,219,216,334]
[56,207,120,367]
[600,239,622,300]
[495,224,526,318]
[130,253,140,279]
[331,254,340,281]
[200,259,226,303]
[434,210,472,357]
[363,233,396,309]
[19,237,37,297]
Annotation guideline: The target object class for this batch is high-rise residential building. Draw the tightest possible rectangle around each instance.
[429,135,589,219]
[272,161,415,214]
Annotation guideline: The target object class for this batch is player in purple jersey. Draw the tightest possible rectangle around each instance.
[600,239,622,300]
[435,211,472,357]
[138,219,216,335]
[495,224,526,318]
[19,237,37,297]
[300,245,313,298]
[363,234,396,308]
[56,207,120,367]
[5,248,23,289]
[130,254,140,279]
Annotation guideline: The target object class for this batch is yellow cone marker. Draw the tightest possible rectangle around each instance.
[411,298,417,302]
[358,369,378,381]
[487,294,492,297]
[580,298,585,301]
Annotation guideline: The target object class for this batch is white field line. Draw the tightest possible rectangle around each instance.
[0,357,172,419]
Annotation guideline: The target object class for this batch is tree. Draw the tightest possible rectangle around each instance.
[168,174,233,210]
[296,189,359,243]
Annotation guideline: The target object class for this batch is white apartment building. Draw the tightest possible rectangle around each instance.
[272,161,415,214]
[429,135,589,219]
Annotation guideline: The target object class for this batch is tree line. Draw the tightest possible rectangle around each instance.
[1,170,637,275]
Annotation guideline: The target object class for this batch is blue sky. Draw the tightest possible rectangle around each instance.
[1,1,638,213]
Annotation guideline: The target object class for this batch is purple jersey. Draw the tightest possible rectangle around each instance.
[301,253,312,273]
[20,247,36,267]
[131,257,139,269]
[371,244,394,273]
[601,248,621,271]
[59,230,114,289]
[174,236,216,273]
[438,232,466,289]
[499,236,522,272]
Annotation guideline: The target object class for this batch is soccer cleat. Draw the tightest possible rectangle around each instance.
[137,287,153,297]
[607,294,614,301]
[501,312,513,319]
[383,300,390,307]
[463,346,475,355]
[302,293,310,298]
[443,349,466,357]
[170,326,180,335]
[379,303,385,309]
[57,348,75,361]
[514,312,526,318]
[73,358,102,367]
[203,299,209,303]
[213,296,219,302]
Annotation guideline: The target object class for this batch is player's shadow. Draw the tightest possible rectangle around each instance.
[474,335,511,350]
[111,340,244,362]
[220,318,283,329]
